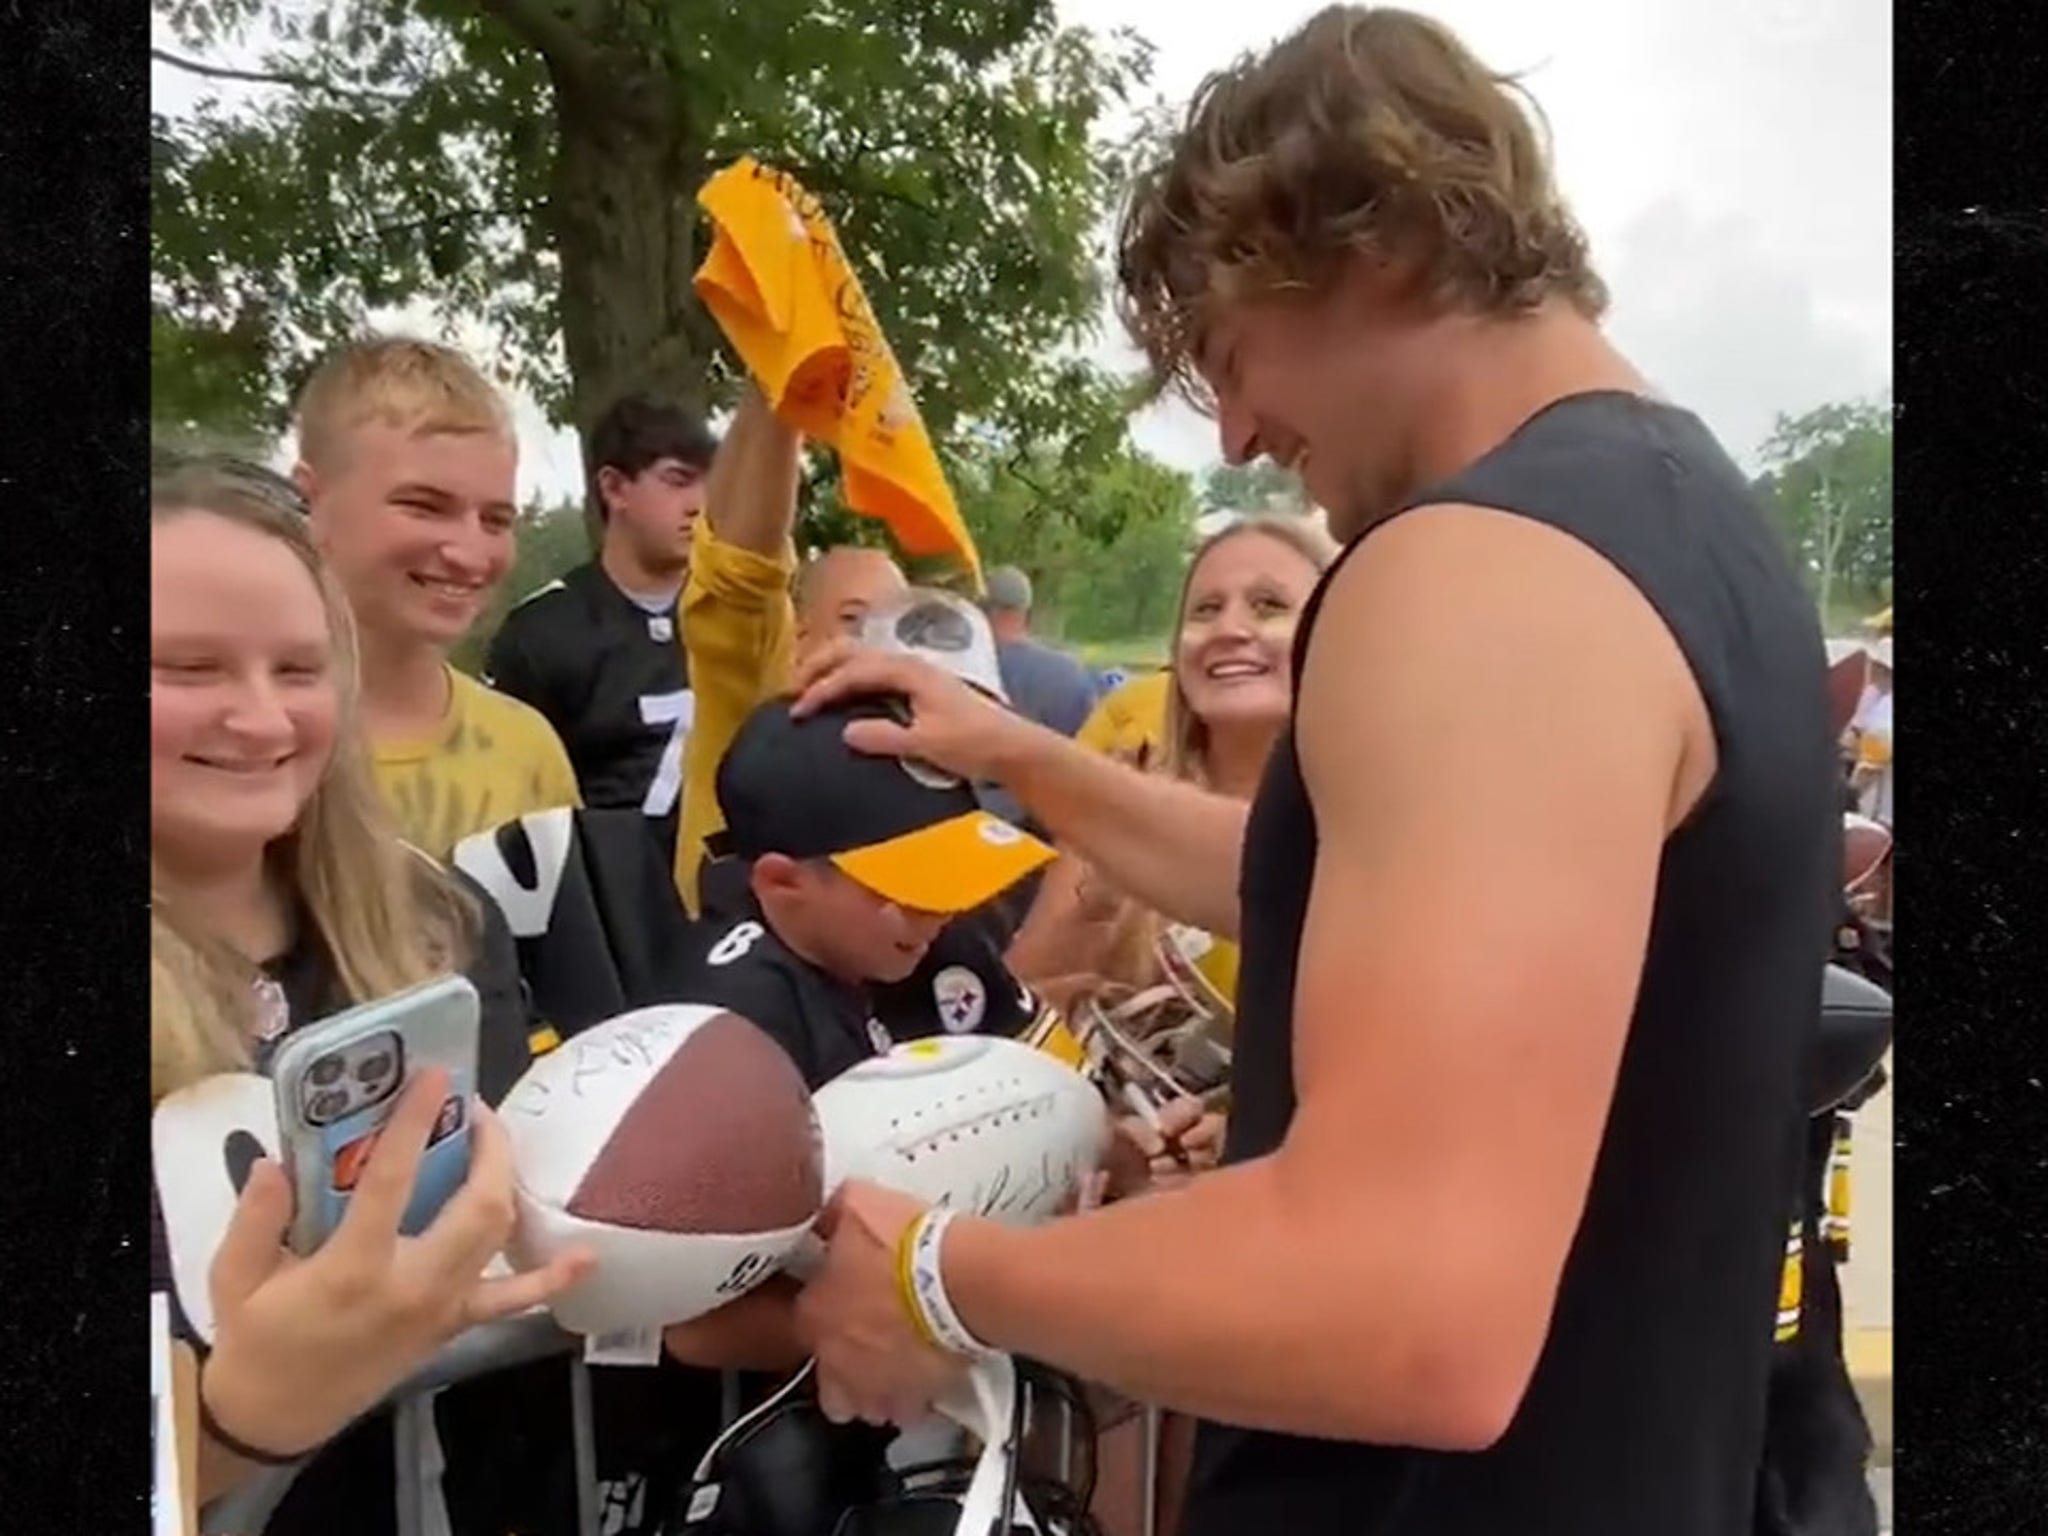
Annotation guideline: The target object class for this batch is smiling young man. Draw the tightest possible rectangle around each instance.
[786,10,1841,1536]
[486,394,716,863]
[294,337,580,859]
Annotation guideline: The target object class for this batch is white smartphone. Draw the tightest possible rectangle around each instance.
[270,975,481,1256]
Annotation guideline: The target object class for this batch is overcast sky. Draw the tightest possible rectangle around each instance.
[153,0,1890,502]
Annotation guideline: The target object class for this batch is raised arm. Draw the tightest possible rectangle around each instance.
[704,383,805,556]
[673,386,805,909]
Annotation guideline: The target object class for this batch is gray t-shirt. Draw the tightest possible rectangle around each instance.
[995,637,1099,738]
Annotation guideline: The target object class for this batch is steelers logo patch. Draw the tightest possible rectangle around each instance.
[932,965,987,1034]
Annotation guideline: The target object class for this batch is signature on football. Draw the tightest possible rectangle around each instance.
[503,1014,695,1115]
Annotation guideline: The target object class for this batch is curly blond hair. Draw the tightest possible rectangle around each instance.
[1116,5,1608,407]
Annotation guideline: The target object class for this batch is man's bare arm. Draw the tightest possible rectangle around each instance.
[931,507,1698,1445]
[705,384,802,554]
[792,644,1248,938]
[997,729,1248,940]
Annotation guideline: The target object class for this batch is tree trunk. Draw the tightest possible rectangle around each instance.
[543,70,722,481]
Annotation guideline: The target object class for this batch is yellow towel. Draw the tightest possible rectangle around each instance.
[695,158,982,586]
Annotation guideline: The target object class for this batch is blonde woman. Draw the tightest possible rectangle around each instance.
[1009,516,1335,1536]
[149,459,588,1524]
[1008,515,1337,1008]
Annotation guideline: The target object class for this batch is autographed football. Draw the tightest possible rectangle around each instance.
[501,1004,823,1335]
[812,1035,1110,1224]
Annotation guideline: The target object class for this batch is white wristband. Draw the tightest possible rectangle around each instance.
[907,1209,999,1359]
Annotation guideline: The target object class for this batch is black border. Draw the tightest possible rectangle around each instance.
[0,2,153,1530]
[0,2,2043,1534]
[1893,0,2048,1529]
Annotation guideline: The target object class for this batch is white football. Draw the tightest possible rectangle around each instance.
[500,1004,825,1336]
[152,1072,281,1347]
[812,1035,1111,1223]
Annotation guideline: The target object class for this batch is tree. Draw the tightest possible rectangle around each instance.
[151,0,1155,492]
[950,443,1199,643]
[1200,459,1304,515]
[1757,398,1893,619]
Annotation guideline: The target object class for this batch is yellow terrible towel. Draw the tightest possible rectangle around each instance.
[695,157,982,586]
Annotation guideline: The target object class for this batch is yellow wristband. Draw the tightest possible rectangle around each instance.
[895,1213,945,1350]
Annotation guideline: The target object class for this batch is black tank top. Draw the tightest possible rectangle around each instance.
[1186,392,1840,1536]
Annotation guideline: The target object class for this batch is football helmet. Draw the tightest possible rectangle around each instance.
[682,1357,1104,1536]
[1154,924,1237,1036]
[1064,973,1232,1123]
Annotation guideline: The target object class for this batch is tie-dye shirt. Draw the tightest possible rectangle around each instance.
[372,668,581,860]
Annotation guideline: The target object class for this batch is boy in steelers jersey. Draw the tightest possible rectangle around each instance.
[673,693,1054,1092]
[657,691,1053,1380]
[668,385,1050,1042]
[487,395,718,864]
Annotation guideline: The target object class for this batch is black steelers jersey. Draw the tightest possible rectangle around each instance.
[450,805,698,1045]
[485,562,693,850]
[872,901,1038,1043]
[669,907,888,1090]
[694,856,1037,1053]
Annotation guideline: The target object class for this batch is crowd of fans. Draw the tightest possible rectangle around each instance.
[150,332,1296,1534]
[152,331,1890,1536]
[151,10,1889,1536]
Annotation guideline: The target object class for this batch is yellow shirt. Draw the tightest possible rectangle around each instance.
[373,668,582,861]
[672,516,797,913]
[1076,669,1172,762]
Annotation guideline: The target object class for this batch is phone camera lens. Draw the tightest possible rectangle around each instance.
[309,1057,345,1087]
[356,1052,395,1085]
[309,1088,349,1123]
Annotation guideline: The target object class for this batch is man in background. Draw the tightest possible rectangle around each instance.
[487,394,717,862]
[982,564,1098,737]
[293,336,579,858]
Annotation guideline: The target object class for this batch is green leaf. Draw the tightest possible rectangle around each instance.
[152,0,1160,465]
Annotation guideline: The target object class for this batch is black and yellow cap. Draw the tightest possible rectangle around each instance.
[715,695,1054,916]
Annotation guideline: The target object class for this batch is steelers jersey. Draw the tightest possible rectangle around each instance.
[669,905,888,1090]
[872,901,1039,1043]
[694,857,1037,1059]
[486,562,695,853]
[451,806,699,1047]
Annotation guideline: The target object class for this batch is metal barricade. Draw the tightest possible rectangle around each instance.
[204,1344,1093,1535]
[201,1311,593,1536]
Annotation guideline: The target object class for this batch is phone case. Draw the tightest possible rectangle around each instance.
[271,974,481,1255]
